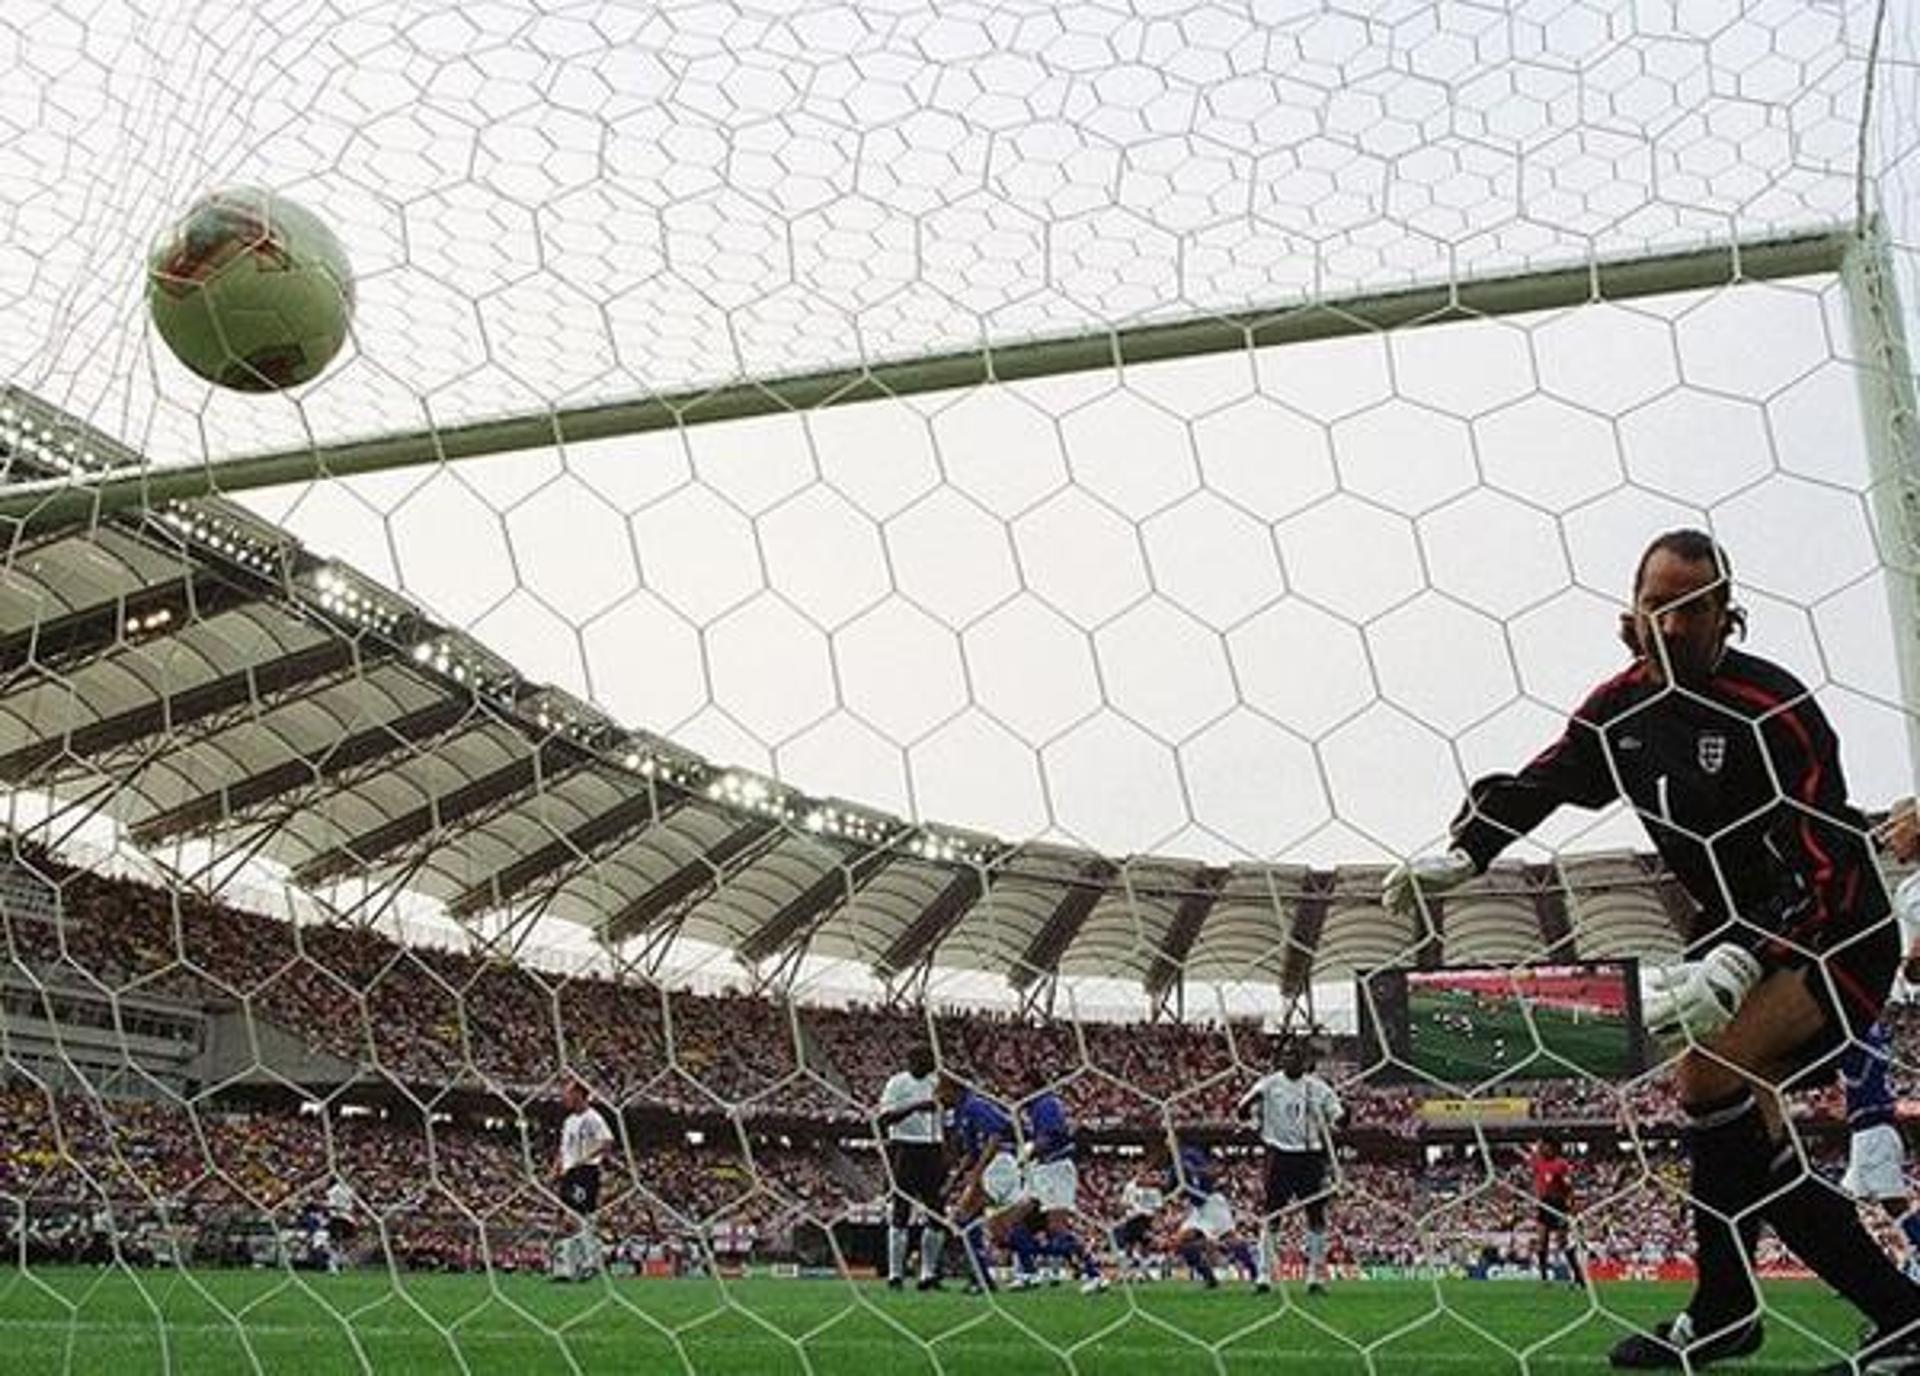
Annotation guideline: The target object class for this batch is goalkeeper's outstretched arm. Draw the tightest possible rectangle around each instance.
[1384,683,1625,918]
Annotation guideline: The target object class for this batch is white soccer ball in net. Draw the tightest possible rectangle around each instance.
[146,187,353,393]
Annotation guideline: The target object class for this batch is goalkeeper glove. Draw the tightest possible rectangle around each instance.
[1895,873,1920,985]
[1895,872,1920,946]
[1640,943,1762,1044]
[1381,848,1476,917]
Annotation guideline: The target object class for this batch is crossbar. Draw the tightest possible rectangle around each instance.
[0,229,1854,526]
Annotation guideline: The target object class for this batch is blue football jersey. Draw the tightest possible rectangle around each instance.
[1023,1091,1076,1163]
[1842,1020,1899,1132]
[1166,1143,1217,1204]
[952,1089,1013,1161]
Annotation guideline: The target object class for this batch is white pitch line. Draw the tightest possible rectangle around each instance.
[0,1317,1848,1373]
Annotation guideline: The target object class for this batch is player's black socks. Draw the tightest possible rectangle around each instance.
[1761,1138,1920,1333]
[1682,1090,1767,1331]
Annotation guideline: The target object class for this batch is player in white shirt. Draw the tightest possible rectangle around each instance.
[1111,1172,1165,1281]
[1237,1038,1343,1295]
[1857,871,1920,1281]
[553,1079,614,1281]
[324,1177,356,1274]
[876,1045,946,1290]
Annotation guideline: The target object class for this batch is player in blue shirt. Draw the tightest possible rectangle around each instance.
[1840,1021,1920,1278]
[939,1076,1019,1291]
[1160,1138,1259,1289]
[951,1082,1013,1163]
[1009,1068,1106,1293]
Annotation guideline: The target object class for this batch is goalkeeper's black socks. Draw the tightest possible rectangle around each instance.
[1684,1090,1920,1337]
[1682,1090,1767,1333]
[1761,1138,1920,1333]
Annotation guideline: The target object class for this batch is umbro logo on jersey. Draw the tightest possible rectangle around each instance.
[1698,733,1727,774]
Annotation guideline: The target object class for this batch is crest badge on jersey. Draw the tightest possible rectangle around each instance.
[1697,733,1727,774]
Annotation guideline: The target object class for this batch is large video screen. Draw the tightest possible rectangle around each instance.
[1357,961,1644,1084]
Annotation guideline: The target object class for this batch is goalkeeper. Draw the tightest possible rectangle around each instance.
[1384,529,1920,1374]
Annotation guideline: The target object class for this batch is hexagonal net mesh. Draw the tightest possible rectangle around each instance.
[4,1,1920,1372]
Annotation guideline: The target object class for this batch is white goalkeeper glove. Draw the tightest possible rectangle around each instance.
[1895,872,1920,947]
[1895,873,1920,985]
[1381,848,1476,917]
[1640,943,1762,1044]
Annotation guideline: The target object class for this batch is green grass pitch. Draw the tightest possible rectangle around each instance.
[1406,987,1631,1082]
[0,1268,1869,1374]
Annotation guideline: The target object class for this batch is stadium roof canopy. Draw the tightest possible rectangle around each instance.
[0,389,1689,1012]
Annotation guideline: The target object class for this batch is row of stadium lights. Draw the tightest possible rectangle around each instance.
[160,510,282,578]
[0,402,264,590]
[0,407,103,479]
[402,628,707,791]
[531,696,609,741]
[400,625,705,786]
[708,773,875,837]
[0,408,282,591]
[311,568,405,635]
[0,413,272,587]
[250,552,986,864]
[704,771,978,862]
[0,408,289,586]
[622,750,695,787]
[121,606,173,635]
[0,402,1004,876]
[408,634,517,698]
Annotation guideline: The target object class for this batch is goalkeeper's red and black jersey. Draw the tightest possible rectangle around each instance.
[1449,646,1887,958]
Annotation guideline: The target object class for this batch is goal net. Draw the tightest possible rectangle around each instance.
[2,1,1919,1372]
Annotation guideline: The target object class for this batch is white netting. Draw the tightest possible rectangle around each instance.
[3,2,1920,1373]
[0,0,1887,459]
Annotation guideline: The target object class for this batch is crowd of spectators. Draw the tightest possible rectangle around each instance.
[4,847,1918,1277]
[0,1085,873,1270]
[3,1082,1866,1276]
[14,847,1916,1136]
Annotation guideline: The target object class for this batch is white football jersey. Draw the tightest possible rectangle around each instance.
[561,1106,613,1171]
[878,1070,941,1143]
[1241,1072,1342,1151]
[1121,1179,1164,1218]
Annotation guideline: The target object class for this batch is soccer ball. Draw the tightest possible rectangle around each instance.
[147,187,354,392]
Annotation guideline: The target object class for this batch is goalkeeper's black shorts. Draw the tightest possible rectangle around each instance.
[1792,922,1898,1075]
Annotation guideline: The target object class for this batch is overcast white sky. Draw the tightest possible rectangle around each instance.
[232,282,1920,873]
[4,2,1920,1002]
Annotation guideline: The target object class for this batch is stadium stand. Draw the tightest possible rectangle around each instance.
[5,840,1910,1280]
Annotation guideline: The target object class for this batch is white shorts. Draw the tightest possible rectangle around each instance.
[1844,1123,1910,1201]
[1182,1194,1234,1240]
[981,1153,1027,1209]
[1028,1159,1078,1213]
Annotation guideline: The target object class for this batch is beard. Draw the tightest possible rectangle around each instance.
[1648,636,1717,688]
